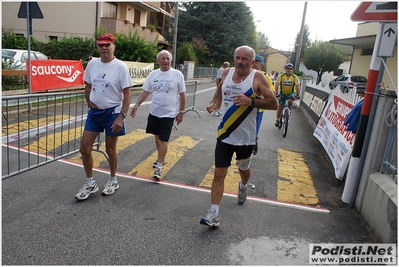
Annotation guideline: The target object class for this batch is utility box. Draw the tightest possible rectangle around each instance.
[184,61,195,81]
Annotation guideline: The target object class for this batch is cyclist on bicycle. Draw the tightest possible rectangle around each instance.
[274,63,301,127]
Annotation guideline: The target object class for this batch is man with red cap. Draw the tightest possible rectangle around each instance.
[76,33,133,200]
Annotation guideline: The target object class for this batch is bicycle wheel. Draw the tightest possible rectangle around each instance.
[281,108,289,137]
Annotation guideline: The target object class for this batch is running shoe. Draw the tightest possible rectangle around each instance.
[238,181,247,205]
[200,209,220,227]
[153,160,166,168]
[275,119,280,127]
[75,182,99,200]
[153,163,162,179]
[102,178,119,195]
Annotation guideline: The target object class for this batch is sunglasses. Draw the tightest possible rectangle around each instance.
[286,68,293,70]
[97,43,111,48]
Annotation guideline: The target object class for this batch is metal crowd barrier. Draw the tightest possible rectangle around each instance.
[1,91,107,179]
[2,80,202,179]
[173,80,201,130]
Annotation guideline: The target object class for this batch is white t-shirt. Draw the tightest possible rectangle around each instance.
[143,68,186,118]
[84,57,133,111]
[216,67,224,79]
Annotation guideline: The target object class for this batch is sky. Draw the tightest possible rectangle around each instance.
[246,1,363,51]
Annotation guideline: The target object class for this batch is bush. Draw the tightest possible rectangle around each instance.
[2,58,27,91]
[176,42,196,65]
[2,28,159,62]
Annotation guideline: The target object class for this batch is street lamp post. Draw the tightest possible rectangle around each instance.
[294,1,307,71]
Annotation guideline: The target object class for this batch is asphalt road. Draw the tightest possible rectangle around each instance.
[2,79,375,265]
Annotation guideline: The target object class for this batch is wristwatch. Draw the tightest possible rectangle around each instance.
[121,113,127,119]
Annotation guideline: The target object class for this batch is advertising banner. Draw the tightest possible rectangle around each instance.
[28,60,84,92]
[90,58,154,86]
[313,94,356,179]
[122,61,154,86]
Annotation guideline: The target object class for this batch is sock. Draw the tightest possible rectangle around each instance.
[110,176,117,181]
[86,177,95,185]
[210,204,219,215]
[240,181,247,190]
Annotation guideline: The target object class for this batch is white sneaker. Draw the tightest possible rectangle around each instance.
[200,209,220,227]
[153,160,166,168]
[75,182,99,200]
[238,181,247,205]
[212,110,220,117]
[102,178,119,195]
[153,163,162,179]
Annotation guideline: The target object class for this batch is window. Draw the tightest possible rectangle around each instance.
[103,2,117,18]
[134,9,141,25]
[361,48,373,56]
[48,36,58,41]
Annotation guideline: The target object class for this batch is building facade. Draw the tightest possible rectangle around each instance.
[2,2,175,49]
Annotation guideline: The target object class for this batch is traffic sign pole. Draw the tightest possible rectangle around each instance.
[341,23,385,205]
[342,1,397,206]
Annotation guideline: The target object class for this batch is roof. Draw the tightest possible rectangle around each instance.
[329,35,377,49]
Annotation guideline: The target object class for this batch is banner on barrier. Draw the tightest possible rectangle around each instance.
[313,94,356,180]
[28,60,84,92]
[123,61,154,85]
[28,59,154,92]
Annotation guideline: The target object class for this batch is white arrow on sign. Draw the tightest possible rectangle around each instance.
[378,22,397,57]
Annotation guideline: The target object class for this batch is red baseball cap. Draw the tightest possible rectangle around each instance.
[96,33,115,45]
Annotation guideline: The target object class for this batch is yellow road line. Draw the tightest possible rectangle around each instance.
[68,128,152,166]
[2,115,71,136]
[129,135,201,178]
[277,148,319,206]
[24,126,84,154]
[200,156,240,193]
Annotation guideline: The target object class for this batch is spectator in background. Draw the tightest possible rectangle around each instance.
[269,70,276,85]
[212,61,230,117]
[130,50,186,180]
[76,33,132,200]
[274,63,301,127]
[252,54,275,155]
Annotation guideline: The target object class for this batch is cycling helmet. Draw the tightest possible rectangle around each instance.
[285,63,294,68]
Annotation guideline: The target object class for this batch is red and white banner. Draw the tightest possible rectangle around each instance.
[27,60,84,92]
[313,94,356,180]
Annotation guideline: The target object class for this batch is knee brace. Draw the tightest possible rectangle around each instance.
[237,157,251,171]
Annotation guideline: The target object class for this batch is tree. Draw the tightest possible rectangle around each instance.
[190,37,209,65]
[176,41,196,65]
[177,2,256,66]
[303,41,346,84]
[289,24,310,63]
[256,31,270,50]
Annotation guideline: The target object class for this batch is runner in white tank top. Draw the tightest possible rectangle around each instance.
[202,45,278,227]
[217,68,259,146]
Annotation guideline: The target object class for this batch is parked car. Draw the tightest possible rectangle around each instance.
[329,74,367,94]
[2,49,48,70]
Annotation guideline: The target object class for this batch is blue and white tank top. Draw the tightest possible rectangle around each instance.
[217,68,258,146]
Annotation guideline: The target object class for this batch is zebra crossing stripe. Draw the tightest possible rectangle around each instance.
[129,135,201,178]
[68,129,152,167]
[200,156,241,193]
[277,148,319,206]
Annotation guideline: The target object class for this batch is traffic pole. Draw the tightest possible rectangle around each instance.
[341,23,384,206]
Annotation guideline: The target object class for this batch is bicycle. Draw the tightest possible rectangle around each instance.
[276,95,299,137]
